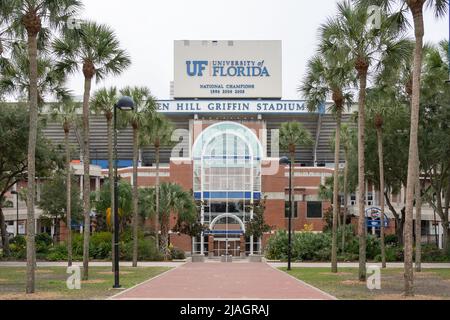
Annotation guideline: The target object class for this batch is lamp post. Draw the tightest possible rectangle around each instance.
[279,156,292,270]
[11,190,19,236]
[113,96,134,289]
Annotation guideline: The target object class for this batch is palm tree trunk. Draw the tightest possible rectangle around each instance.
[26,32,38,294]
[356,63,368,282]
[331,109,341,273]
[155,145,160,251]
[289,151,295,240]
[107,117,115,272]
[376,126,386,268]
[444,174,450,253]
[415,175,422,272]
[82,76,92,281]
[132,127,139,267]
[404,2,425,296]
[341,149,348,253]
[65,129,72,266]
[161,213,169,260]
[0,207,9,255]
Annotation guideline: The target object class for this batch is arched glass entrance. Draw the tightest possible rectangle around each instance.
[192,122,262,256]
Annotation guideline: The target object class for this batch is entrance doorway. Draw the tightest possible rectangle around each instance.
[213,237,241,256]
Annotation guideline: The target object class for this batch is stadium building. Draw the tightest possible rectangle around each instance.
[2,40,446,256]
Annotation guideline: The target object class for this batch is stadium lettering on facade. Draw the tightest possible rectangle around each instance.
[155,100,324,114]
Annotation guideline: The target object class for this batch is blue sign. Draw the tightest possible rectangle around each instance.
[366,218,388,228]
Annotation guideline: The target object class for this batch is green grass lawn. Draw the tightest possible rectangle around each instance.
[283,267,450,300]
[0,266,170,300]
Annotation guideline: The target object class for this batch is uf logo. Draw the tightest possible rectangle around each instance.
[186,61,208,76]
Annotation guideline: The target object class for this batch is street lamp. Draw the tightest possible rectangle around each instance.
[10,190,19,236]
[279,156,292,271]
[113,96,134,289]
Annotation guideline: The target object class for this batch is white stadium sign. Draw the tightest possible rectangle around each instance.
[174,40,282,99]
[156,100,325,114]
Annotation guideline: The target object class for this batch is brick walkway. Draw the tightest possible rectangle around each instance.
[111,261,335,300]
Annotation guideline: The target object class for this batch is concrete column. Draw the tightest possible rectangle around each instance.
[79,175,83,200]
[200,232,204,255]
[250,205,254,255]
[95,176,100,201]
[192,236,196,254]
[200,205,205,255]
[138,148,143,167]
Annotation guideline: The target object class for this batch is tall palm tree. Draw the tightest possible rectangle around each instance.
[50,99,80,267]
[300,50,355,273]
[140,113,174,254]
[279,122,313,246]
[320,0,411,281]
[119,86,154,267]
[1,0,82,293]
[367,86,402,268]
[357,0,448,296]
[90,87,118,271]
[53,22,131,280]
[339,124,354,252]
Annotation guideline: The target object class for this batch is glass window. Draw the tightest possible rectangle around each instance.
[285,201,298,218]
[307,201,322,218]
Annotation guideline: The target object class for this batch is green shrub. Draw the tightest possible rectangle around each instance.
[375,244,403,262]
[120,236,162,261]
[9,235,26,259]
[265,230,289,260]
[420,244,449,262]
[265,230,332,261]
[89,232,112,259]
[170,247,186,260]
[384,234,399,246]
[35,233,53,253]
[366,235,381,260]
[46,244,68,261]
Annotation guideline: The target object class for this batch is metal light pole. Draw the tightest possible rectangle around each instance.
[113,96,134,289]
[11,190,19,235]
[279,156,292,270]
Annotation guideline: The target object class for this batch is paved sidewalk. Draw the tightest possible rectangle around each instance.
[111,262,335,300]
[267,262,450,268]
[0,261,186,267]
[2,260,449,269]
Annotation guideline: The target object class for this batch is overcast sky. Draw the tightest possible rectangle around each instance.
[66,0,448,100]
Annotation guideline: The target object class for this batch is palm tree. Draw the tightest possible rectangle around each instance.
[367,86,401,268]
[119,86,154,267]
[320,0,411,281]
[53,22,131,280]
[0,45,70,104]
[357,0,448,296]
[90,86,118,271]
[50,99,80,266]
[279,122,313,247]
[140,113,174,254]
[151,183,197,260]
[1,0,82,293]
[300,50,355,273]
[339,124,354,252]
